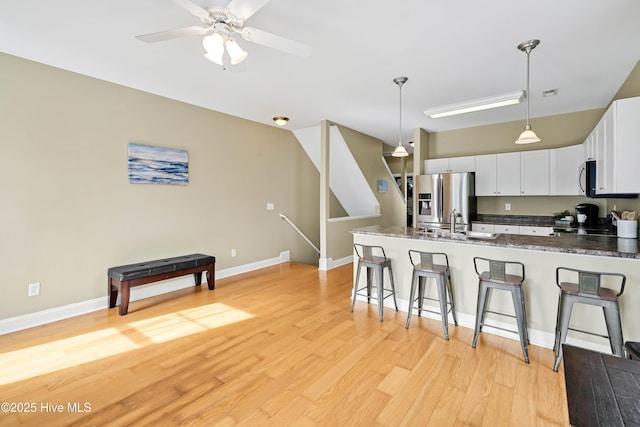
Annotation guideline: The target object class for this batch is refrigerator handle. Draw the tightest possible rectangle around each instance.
[438,175,444,221]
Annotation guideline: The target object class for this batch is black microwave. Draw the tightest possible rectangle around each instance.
[578,160,637,199]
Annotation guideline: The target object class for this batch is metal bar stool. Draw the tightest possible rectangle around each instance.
[405,250,458,340]
[351,244,398,321]
[553,267,626,372]
[625,341,640,360]
[472,257,529,363]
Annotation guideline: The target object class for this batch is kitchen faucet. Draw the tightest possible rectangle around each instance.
[450,209,462,234]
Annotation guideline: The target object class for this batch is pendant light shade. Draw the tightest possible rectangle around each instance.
[225,38,248,65]
[515,39,541,144]
[203,33,225,66]
[392,76,409,157]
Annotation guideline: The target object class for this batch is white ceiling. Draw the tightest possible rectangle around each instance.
[1,0,639,147]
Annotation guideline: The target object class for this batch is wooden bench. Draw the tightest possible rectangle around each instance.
[108,254,215,315]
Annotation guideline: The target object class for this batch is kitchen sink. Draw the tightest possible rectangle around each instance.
[460,231,501,239]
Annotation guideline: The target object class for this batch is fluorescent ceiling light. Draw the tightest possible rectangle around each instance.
[424,90,526,119]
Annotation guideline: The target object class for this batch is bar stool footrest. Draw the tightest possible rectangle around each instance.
[567,326,610,341]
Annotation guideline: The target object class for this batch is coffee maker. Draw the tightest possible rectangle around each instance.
[575,203,599,228]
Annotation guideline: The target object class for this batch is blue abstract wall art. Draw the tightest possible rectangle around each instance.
[128,143,188,185]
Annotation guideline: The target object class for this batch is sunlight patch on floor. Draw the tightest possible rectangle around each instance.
[0,303,253,386]
[128,303,254,343]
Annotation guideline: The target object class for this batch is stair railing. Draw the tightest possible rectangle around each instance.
[279,213,320,254]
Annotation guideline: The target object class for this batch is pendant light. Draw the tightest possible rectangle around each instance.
[392,76,409,157]
[515,39,541,144]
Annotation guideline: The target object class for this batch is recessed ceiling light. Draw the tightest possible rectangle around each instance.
[543,89,558,97]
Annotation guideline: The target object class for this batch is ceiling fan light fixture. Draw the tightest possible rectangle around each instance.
[515,39,541,144]
[204,51,224,65]
[203,33,224,65]
[273,116,289,126]
[424,90,526,118]
[225,38,248,65]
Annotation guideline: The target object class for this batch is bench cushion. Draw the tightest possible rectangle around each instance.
[108,254,215,282]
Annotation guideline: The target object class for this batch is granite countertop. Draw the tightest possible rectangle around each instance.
[351,225,640,259]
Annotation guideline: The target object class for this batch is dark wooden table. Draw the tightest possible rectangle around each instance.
[562,344,640,426]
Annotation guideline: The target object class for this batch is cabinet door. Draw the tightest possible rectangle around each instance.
[550,145,583,195]
[614,97,640,193]
[475,154,497,196]
[494,224,519,234]
[595,109,613,194]
[424,158,450,174]
[583,132,596,161]
[449,156,476,172]
[520,150,549,195]
[519,226,553,236]
[496,152,521,196]
[472,223,495,233]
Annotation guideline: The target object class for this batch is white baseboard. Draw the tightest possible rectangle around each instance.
[355,295,616,355]
[0,251,291,336]
[319,255,353,271]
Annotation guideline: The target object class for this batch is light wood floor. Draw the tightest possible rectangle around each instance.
[0,262,569,426]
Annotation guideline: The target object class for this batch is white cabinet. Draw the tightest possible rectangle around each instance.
[583,130,597,161]
[520,149,549,195]
[471,223,495,233]
[424,156,476,174]
[473,223,552,236]
[475,155,497,196]
[518,226,554,236]
[475,153,521,196]
[494,224,519,234]
[424,158,449,174]
[550,145,583,195]
[593,97,640,195]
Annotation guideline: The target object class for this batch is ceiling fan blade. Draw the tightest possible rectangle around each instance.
[173,0,213,23]
[135,25,210,43]
[242,27,312,58]
[227,0,271,20]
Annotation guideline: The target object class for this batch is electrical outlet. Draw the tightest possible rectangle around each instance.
[28,282,40,296]
[231,249,237,257]
[505,203,511,211]
[266,203,274,211]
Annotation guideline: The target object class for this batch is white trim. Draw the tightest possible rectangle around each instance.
[318,255,353,271]
[318,257,331,271]
[353,295,615,355]
[328,214,382,222]
[0,251,291,336]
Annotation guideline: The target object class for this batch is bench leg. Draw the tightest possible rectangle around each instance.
[207,263,215,290]
[194,272,203,286]
[109,278,118,308]
[119,282,131,316]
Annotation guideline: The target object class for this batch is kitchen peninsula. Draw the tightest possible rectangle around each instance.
[351,225,640,353]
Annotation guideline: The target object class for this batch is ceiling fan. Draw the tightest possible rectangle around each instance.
[135,0,312,67]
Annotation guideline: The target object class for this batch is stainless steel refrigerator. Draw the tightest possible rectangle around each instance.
[414,173,476,230]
